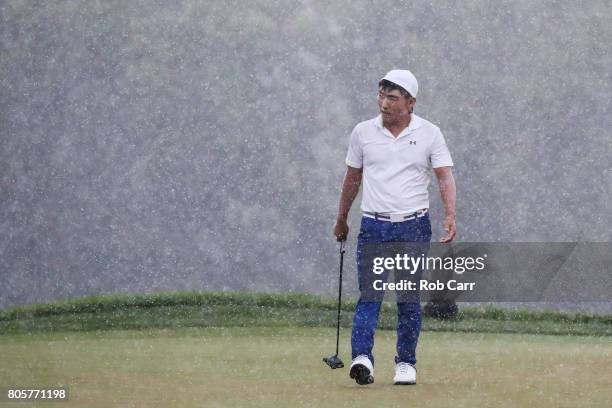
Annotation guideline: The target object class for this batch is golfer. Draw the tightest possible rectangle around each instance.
[334,69,456,385]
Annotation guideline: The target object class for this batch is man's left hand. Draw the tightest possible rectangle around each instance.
[440,215,456,243]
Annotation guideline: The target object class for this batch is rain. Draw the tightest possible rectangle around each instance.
[2,1,609,310]
[1,2,611,406]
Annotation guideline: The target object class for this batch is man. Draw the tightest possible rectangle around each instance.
[334,69,456,385]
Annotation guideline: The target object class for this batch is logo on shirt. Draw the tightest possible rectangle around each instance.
[409,141,417,145]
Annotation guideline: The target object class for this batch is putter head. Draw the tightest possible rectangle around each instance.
[323,355,344,369]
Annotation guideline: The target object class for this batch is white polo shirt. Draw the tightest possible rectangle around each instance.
[345,114,453,214]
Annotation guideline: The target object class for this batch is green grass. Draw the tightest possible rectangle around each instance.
[1,293,610,407]
[0,291,610,336]
[0,327,610,408]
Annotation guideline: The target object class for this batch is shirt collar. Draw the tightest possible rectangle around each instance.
[375,114,422,135]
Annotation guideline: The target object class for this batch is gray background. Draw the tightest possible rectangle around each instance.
[1,1,611,309]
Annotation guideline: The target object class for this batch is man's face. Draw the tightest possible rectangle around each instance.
[377,87,415,123]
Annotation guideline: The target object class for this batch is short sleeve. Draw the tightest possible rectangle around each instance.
[345,125,363,168]
[430,128,454,168]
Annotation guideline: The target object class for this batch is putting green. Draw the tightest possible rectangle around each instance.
[0,327,610,407]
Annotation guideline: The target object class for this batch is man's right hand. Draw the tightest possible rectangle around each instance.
[334,218,349,242]
[334,166,362,242]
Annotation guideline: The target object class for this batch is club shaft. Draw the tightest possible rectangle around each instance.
[335,244,344,356]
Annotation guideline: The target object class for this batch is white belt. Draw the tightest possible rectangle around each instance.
[362,208,428,223]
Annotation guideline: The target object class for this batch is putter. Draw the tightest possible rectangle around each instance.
[323,240,346,369]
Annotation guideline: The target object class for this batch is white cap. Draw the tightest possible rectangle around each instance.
[381,69,418,97]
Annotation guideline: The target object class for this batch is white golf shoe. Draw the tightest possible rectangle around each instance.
[349,355,374,385]
[393,362,416,385]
